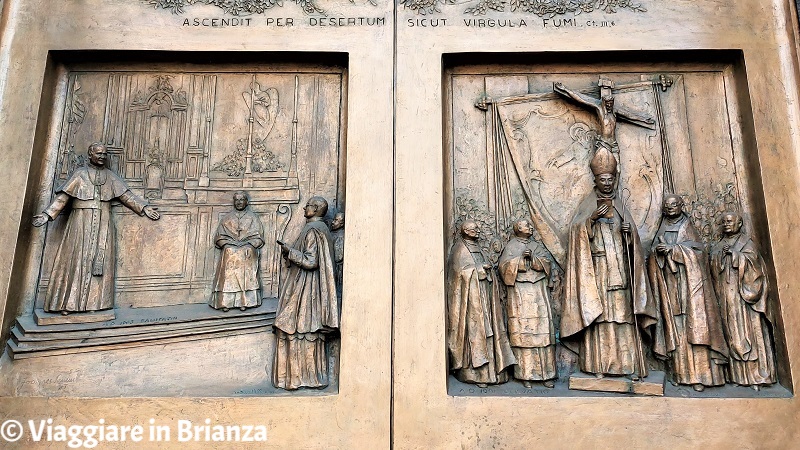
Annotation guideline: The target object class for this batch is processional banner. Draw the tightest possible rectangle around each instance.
[485,80,678,266]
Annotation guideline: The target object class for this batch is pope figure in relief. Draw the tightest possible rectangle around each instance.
[560,146,662,378]
[33,142,160,315]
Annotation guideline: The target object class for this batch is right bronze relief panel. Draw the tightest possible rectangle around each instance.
[444,53,791,398]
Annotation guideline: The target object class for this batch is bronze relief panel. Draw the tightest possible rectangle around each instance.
[3,59,348,397]
[444,56,790,398]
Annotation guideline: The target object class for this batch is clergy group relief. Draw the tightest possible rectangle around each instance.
[446,68,783,396]
[13,66,347,393]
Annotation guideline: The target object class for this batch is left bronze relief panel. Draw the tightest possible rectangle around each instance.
[2,54,348,397]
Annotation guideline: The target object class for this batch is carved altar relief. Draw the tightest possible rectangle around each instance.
[445,61,789,397]
[10,63,347,370]
[39,69,345,309]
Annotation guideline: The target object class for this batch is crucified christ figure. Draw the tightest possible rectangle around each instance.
[553,78,656,156]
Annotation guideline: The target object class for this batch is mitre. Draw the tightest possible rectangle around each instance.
[590,145,617,176]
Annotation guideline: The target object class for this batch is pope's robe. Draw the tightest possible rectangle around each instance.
[447,238,515,385]
[561,192,663,377]
[710,232,776,386]
[648,214,727,386]
[273,218,340,390]
[43,166,148,313]
[210,209,264,309]
[498,236,557,381]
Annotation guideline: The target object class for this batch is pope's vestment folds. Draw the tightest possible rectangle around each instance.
[43,166,148,313]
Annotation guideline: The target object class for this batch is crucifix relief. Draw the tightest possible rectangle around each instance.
[553,77,657,159]
[446,66,789,398]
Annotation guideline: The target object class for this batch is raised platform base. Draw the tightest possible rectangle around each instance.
[568,371,665,396]
[9,299,277,359]
[34,309,116,325]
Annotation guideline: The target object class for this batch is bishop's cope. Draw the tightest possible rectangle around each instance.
[560,144,663,380]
